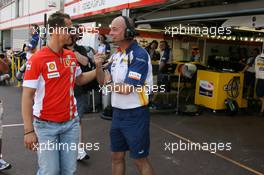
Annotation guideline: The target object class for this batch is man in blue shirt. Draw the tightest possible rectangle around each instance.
[95,16,155,175]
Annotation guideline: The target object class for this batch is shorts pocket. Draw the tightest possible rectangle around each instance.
[33,119,47,129]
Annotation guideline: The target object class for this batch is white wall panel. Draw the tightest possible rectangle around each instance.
[1,4,13,21]
[28,0,46,13]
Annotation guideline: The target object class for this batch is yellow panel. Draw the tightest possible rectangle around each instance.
[195,70,247,110]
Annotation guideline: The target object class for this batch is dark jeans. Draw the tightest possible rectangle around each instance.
[244,71,255,98]
[76,94,89,118]
[157,73,170,92]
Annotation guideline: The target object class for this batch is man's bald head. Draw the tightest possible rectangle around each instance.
[112,16,135,30]
[111,16,127,30]
[109,16,135,45]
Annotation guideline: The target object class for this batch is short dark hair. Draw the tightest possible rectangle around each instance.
[151,40,158,46]
[99,34,107,40]
[72,24,84,40]
[160,40,169,48]
[31,24,40,34]
[0,53,5,59]
[48,11,71,33]
[254,48,260,55]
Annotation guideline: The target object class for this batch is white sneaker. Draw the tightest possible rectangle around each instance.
[0,159,11,171]
[77,147,90,161]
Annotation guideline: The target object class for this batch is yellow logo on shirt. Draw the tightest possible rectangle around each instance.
[122,57,128,63]
[47,61,57,72]
[49,63,55,70]
[65,59,71,66]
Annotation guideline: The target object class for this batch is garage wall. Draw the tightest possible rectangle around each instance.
[2,30,11,50]
[12,27,30,51]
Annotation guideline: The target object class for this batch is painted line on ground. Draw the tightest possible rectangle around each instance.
[151,122,264,175]
[3,123,24,128]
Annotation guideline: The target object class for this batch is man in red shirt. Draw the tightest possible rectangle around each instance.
[21,12,96,175]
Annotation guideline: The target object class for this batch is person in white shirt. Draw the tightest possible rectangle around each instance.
[158,40,172,73]
[157,41,173,92]
[97,34,111,59]
[94,16,155,175]
[244,48,260,98]
[255,52,264,116]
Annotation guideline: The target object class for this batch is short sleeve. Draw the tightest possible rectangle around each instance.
[75,65,82,78]
[70,51,82,78]
[23,56,41,89]
[124,53,149,86]
[105,54,114,72]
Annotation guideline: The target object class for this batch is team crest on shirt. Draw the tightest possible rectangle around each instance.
[64,55,76,67]
[65,55,71,66]
[47,72,60,79]
[46,61,57,72]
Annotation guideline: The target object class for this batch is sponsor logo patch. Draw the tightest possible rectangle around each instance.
[128,71,141,80]
[47,72,60,79]
[46,61,57,72]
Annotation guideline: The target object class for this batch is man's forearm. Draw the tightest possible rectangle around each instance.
[76,70,96,86]
[21,90,34,132]
[96,66,105,85]
[75,52,88,66]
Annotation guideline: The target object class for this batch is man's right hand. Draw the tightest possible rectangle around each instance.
[94,53,105,68]
[24,132,38,151]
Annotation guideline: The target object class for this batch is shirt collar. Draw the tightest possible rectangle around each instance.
[116,41,138,54]
[125,41,137,54]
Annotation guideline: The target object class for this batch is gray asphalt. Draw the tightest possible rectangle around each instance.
[0,85,263,175]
